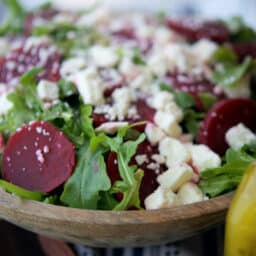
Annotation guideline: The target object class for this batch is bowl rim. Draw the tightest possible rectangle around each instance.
[0,188,233,225]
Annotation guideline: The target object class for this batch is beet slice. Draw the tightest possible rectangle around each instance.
[0,42,61,88]
[107,140,166,206]
[197,99,256,155]
[166,72,225,111]
[232,42,256,62]
[2,121,75,193]
[24,9,58,35]
[166,18,230,43]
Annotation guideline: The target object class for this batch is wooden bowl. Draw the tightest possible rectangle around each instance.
[0,188,232,247]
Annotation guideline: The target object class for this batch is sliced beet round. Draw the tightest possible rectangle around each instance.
[166,18,230,43]
[107,140,166,207]
[2,121,76,193]
[232,42,256,62]
[197,98,256,155]
[24,9,58,35]
[0,42,61,88]
[166,72,225,111]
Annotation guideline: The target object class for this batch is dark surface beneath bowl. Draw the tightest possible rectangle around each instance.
[0,221,223,256]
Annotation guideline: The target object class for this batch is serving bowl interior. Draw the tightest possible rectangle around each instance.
[0,189,232,247]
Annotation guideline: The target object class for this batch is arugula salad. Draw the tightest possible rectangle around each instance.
[0,0,256,211]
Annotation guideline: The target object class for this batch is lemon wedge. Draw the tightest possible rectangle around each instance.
[225,162,256,256]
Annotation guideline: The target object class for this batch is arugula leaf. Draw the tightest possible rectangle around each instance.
[225,16,256,43]
[213,47,238,64]
[182,109,205,137]
[0,179,45,201]
[198,92,217,111]
[212,57,253,88]
[132,49,146,66]
[58,80,78,99]
[199,145,256,197]
[97,191,119,210]
[0,0,26,36]
[174,91,195,109]
[60,141,111,209]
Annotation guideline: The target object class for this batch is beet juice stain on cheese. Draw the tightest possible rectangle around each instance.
[0,0,256,211]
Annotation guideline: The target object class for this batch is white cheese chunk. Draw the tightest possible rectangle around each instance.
[144,186,178,210]
[150,91,174,111]
[157,163,194,192]
[147,52,168,77]
[177,182,204,205]
[89,45,118,68]
[225,123,256,150]
[188,144,221,172]
[0,38,10,56]
[60,57,87,78]
[0,93,13,115]
[144,187,166,210]
[37,80,59,101]
[145,123,166,146]
[154,111,182,138]
[191,39,218,64]
[112,87,132,120]
[159,137,190,168]
[72,67,104,105]
[95,121,129,134]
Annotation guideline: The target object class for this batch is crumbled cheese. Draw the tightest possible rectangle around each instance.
[157,163,194,192]
[158,137,190,168]
[0,93,13,115]
[37,80,59,101]
[72,67,104,105]
[144,186,178,210]
[144,187,166,210]
[135,154,148,165]
[145,123,166,146]
[119,57,140,79]
[95,121,129,134]
[60,57,87,78]
[112,87,132,120]
[23,36,51,52]
[187,144,221,172]
[177,182,204,205]
[150,91,174,110]
[154,27,174,45]
[154,111,182,137]
[147,52,168,76]
[225,123,256,150]
[89,45,118,68]
[191,39,218,64]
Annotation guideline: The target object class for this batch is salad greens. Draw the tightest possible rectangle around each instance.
[199,144,256,197]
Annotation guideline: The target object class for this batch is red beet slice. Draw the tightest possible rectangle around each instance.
[166,18,230,43]
[24,9,58,35]
[0,42,61,88]
[2,121,75,193]
[166,72,225,111]
[107,140,166,206]
[197,98,256,155]
[232,43,256,62]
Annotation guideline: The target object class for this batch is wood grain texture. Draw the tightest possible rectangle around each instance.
[0,189,232,247]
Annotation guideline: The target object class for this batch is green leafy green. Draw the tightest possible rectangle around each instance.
[0,0,26,35]
[225,16,256,43]
[213,46,238,64]
[0,179,45,201]
[174,91,195,109]
[212,57,253,88]
[198,92,217,111]
[60,141,111,209]
[199,144,256,197]
[58,80,78,99]
[182,109,205,137]
[132,49,146,66]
